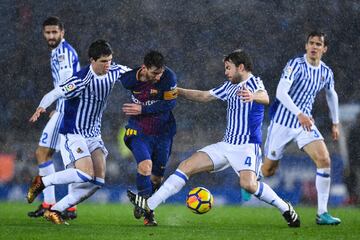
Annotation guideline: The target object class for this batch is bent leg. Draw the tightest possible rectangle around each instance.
[147,152,214,210]
[261,157,280,177]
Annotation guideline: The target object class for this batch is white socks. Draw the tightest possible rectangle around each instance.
[254,181,288,213]
[147,170,188,210]
[316,168,331,214]
[39,160,56,204]
[42,168,92,187]
[51,177,104,212]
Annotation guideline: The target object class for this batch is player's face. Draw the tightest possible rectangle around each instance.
[305,36,327,62]
[43,25,64,49]
[143,66,164,82]
[91,55,112,76]
[224,61,242,84]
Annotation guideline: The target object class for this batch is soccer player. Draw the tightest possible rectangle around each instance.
[261,31,341,225]
[27,39,130,224]
[120,51,178,226]
[128,49,301,228]
[28,16,80,219]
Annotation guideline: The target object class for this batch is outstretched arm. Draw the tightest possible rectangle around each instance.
[29,87,64,122]
[238,87,269,105]
[325,87,340,140]
[177,87,216,102]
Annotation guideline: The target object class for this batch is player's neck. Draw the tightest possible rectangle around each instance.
[306,55,320,67]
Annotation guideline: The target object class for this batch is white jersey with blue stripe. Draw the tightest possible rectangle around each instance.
[58,63,131,138]
[210,74,266,145]
[271,54,335,128]
[51,39,80,113]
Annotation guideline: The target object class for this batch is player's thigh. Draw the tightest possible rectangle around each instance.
[91,148,106,179]
[264,121,297,160]
[303,140,330,167]
[38,111,62,150]
[151,136,173,177]
[178,151,214,176]
[227,143,262,176]
[125,134,151,164]
[60,134,91,169]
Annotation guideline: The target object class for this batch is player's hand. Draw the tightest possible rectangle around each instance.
[331,123,340,141]
[237,86,253,102]
[29,107,46,122]
[297,112,313,131]
[122,103,142,116]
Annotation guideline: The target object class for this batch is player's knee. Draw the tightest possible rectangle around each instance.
[314,154,331,168]
[137,160,152,175]
[35,147,54,163]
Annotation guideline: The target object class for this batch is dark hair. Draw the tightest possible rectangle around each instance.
[42,16,64,30]
[144,50,165,69]
[88,39,113,61]
[224,49,253,72]
[307,31,328,46]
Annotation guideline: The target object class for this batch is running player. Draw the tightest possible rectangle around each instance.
[128,49,301,228]
[120,51,177,226]
[28,16,80,220]
[27,39,130,224]
[261,31,341,225]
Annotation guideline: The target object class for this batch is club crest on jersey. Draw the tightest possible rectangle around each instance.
[76,147,83,154]
[58,54,65,62]
[150,89,158,95]
[64,83,76,92]
[271,151,276,157]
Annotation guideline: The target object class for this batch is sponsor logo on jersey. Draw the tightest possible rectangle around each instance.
[150,89,158,95]
[76,147,83,154]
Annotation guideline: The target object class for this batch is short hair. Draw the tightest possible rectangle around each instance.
[88,39,113,61]
[42,16,64,30]
[223,49,253,72]
[144,51,165,69]
[307,31,328,46]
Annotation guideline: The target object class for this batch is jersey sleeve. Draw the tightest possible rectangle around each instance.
[280,59,301,84]
[246,77,266,93]
[325,68,335,90]
[142,70,178,114]
[115,64,132,83]
[58,75,87,99]
[209,81,230,101]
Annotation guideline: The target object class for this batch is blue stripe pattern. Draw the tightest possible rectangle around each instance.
[316,172,330,178]
[38,160,53,168]
[272,54,334,128]
[254,182,264,198]
[210,75,265,145]
[59,64,130,138]
[76,170,92,182]
[50,39,80,113]
[174,170,189,182]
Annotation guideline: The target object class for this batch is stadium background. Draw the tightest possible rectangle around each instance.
[0,0,359,207]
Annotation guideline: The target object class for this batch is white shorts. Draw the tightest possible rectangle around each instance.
[60,133,108,168]
[38,111,63,151]
[198,141,262,176]
[264,121,324,160]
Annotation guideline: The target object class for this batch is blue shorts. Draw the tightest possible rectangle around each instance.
[124,133,173,177]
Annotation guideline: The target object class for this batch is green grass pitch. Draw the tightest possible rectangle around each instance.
[0,202,359,240]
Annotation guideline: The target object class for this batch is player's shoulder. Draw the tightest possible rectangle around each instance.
[319,60,333,72]
[288,54,306,65]
[118,66,138,79]
[73,65,91,79]
[61,39,78,56]
[162,66,177,84]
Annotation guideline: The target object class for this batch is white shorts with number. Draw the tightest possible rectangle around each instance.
[198,141,262,176]
[38,111,63,151]
[264,121,324,160]
[60,133,108,168]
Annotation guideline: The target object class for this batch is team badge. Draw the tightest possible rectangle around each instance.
[150,89,158,95]
[64,83,76,92]
[76,147,83,154]
[58,54,65,62]
[271,151,276,157]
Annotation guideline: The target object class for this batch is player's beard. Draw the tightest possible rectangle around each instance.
[47,38,61,49]
[230,72,242,84]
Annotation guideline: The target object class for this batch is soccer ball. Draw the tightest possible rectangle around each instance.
[186,187,214,214]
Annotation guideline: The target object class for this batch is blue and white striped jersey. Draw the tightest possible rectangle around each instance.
[210,74,266,145]
[271,54,334,128]
[50,39,80,113]
[58,63,131,138]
